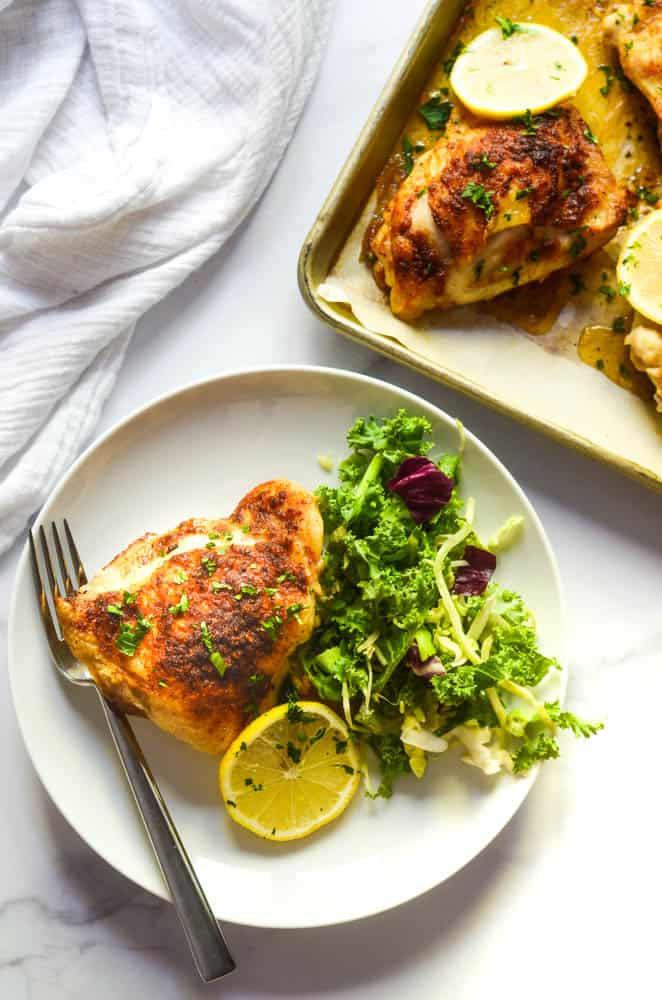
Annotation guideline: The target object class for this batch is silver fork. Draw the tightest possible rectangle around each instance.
[30,520,236,983]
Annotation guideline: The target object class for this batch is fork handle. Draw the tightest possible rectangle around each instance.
[96,691,236,982]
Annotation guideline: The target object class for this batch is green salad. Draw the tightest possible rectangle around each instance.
[296,410,602,798]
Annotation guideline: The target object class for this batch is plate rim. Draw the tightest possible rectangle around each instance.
[8,364,566,928]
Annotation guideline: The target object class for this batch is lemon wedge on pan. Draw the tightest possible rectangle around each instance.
[219,701,360,842]
[617,209,662,327]
[450,22,588,119]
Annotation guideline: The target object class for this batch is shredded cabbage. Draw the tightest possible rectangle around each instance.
[488,515,524,553]
[447,723,514,776]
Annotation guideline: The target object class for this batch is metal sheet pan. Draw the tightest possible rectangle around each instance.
[298,0,662,494]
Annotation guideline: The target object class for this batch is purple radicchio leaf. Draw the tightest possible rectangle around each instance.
[387,457,453,523]
[452,545,497,596]
[405,644,446,679]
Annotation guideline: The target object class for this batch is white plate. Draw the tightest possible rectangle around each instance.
[8,367,565,929]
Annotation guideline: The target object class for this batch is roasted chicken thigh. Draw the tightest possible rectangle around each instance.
[57,481,323,754]
[370,107,628,321]
[626,317,662,410]
[604,2,662,146]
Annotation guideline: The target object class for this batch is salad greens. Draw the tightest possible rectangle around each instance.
[298,410,602,798]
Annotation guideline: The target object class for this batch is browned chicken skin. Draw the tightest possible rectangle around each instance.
[626,317,662,410]
[371,107,628,321]
[57,481,323,754]
[604,2,662,146]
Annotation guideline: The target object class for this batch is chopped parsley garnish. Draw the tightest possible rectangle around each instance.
[416,186,427,198]
[199,622,227,676]
[205,541,217,549]
[241,524,251,534]
[442,41,465,76]
[201,556,217,576]
[210,651,227,677]
[418,95,453,131]
[115,616,151,656]
[248,672,264,686]
[612,316,626,333]
[106,603,124,617]
[402,135,414,175]
[617,280,631,297]
[336,764,355,775]
[596,358,605,371]
[287,602,305,623]
[569,231,587,258]
[168,592,189,616]
[173,571,187,584]
[598,64,614,97]
[583,126,598,144]
[211,580,232,593]
[515,109,537,134]
[208,532,220,540]
[495,15,526,38]
[637,186,659,205]
[515,186,533,200]
[599,284,616,303]
[286,700,316,724]
[262,613,284,639]
[461,181,495,219]
[472,152,496,172]
[158,680,168,688]
[286,741,302,764]
[123,591,137,605]
[199,621,214,653]
[235,583,259,599]
[276,571,297,584]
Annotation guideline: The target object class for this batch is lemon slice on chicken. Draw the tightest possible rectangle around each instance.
[617,209,662,326]
[450,22,588,119]
[219,702,360,841]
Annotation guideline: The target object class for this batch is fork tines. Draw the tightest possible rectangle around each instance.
[30,520,85,641]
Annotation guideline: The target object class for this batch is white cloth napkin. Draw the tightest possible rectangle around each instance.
[0,0,334,555]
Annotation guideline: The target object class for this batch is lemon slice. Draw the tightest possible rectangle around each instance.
[219,701,360,841]
[450,22,588,119]
[617,209,662,326]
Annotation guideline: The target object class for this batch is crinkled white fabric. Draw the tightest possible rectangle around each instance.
[0,0,334,554]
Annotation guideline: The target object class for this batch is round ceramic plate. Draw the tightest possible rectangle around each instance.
[8,367,565,928]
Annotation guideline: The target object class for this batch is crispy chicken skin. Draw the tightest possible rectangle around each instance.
[371,107,628,321]
[57,481,323,754]
[626,317,662,410]
[604,2,662,145]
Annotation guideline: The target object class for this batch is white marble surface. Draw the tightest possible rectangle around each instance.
[2,1,661,996]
